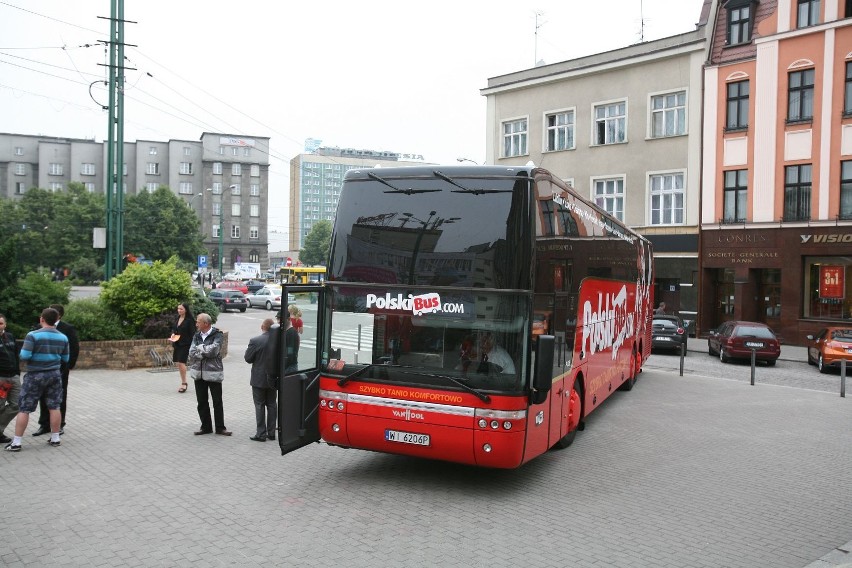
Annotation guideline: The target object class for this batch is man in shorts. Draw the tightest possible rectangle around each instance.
[4,307,69,452]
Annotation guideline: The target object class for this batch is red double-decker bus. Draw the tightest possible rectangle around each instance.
[274,165,653,468]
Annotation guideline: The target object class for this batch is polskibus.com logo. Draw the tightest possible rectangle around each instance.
[365,293,464,316]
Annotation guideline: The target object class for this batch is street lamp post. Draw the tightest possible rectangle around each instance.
[206,184,237,279]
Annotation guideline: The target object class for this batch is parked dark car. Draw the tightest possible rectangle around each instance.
[806,327,852,373]
[243,279,266,293]
[707,321,780,365]
[207,290,248,312]
[651,315,687,355]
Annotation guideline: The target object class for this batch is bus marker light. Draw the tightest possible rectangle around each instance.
[332,423,341,432]
[320,400,327,407]
[483,444,492,453]
[503,421,512,430]
[490,420,499,429]
[478,419,487,428]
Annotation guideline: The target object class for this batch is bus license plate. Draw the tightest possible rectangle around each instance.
[745,341,764,348]
[385,429,430,446]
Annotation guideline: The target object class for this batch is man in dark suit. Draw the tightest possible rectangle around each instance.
[244,318,277,442]
[33,304,79,437]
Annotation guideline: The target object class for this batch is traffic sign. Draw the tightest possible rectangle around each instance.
[198,255,208,268]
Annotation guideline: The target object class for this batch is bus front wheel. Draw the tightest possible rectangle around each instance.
[554,379,582,449]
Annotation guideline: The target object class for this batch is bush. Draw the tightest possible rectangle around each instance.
[141,311,175,339]
[64,298,132,341]
[190,293,219,324]
[0,272,70,337]
[69,257,102,285]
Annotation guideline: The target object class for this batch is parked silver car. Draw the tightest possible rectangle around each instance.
[245,286,295,310]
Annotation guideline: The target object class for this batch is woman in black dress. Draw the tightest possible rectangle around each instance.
[170,303,196,392]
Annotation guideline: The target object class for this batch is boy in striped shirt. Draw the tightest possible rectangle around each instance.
[4,307,69,452]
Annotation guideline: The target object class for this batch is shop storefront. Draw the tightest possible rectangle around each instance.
[699,227,852,345]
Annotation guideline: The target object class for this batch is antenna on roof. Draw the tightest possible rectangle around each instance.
[639,0,646,43]
[534,10,545,66]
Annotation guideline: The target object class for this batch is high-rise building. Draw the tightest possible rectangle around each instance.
[289,145,426,251]
[0,131,271,273]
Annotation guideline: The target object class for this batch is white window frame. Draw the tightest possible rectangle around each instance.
[179,182,193,195]
[149,146,158,155]
[230,183,241,195]
[231,203,241,216]
[250,204,259,217]
[231,225,240,239]
[212,224,221,238]
[591,175,625,222]
[212,182,222,194]
[231,163,242,175]
[250,164,260,177]
[183,146,191,156]
[213,162,222,175]
[250,226,259,239]
[243,147,250,157]
[49,182,63,192]
[501,117,528,158]
[15,182,25,194]
[231,147,239,156]
[49,163,63,176]
[250,183,260,196]
[592,100,627,145]
[81,163,96,176]
[648,170,686,225]
[213,202,222,216]
[146,162,159,175]
[179,162,193,175]
[146,182,158,192]
[543,108,575,152]
[14,147,23,156]
[14,163,26,176]
[649,90,687,138]
[84,182,96,193]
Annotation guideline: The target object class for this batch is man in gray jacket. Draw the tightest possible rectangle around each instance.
[244,318,276,442]
[188,313,231,436]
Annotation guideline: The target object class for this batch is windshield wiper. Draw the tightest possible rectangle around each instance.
[433,170,513,195]
[368,172,440,195]
[338,362,410,386]
[396,369,491,403]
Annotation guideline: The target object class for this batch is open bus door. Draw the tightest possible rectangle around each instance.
[270,284,324,456]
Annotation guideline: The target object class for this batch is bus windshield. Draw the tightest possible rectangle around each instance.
[322,283,530,394]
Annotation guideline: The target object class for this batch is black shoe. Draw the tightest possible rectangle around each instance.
[48,439,60,447]
[0,434,11,444]
[32,426,49,437]
[267,434,275,441]
[194,430,213,435]
[4,442,21,452]
[249,435,266,442]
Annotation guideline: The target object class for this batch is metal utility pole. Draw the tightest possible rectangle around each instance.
[100,0,135,279]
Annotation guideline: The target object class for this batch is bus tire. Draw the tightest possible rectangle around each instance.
[554,379,582,449]
[619,348,639,391]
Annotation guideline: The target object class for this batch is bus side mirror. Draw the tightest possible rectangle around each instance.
[531,335,554,405]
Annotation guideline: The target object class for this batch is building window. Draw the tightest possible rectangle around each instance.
[179,162,193,175]
[218,146,224,155]
[250,183,260,196]
[232,163,242,176]
[231,203,241,216]
[250,226,259,239]
[49,163,63,176]
[183,146,191,156]
[146,162,159,175]
[230,183,241,195]
[847,0,852,17]
[502,118,528,157]
[14,146,23,156]
[212,225,220,238]
[49,182,63,191]
[213,202,222,216]
[231,225,240,239]
[650,173,685,225]
[784,164,812,221]
[723,170,748,223]
[250,164,260,177]
[788,69,815,122]
[149,146,158,155]
[804,258,852,319]
[179,182,193,195]
[212,182,222,194]
[250,204,259,217]
[85,182,96,193]
[844,62,852,116]
[544,111,574,151]
[146,182,158,192]
[727,1,753,45]
[231,147,239,156]
[841,161,852,220]
[15,182,25,194]
[81,163,96,176]
[650,91,686,138]
[594,102,626,145]
[726,80,750,129]
[797,0,820,27]
[592,177,624,221]
[14,163,26,175]
[213,162,222,175]
[243,147,250,157]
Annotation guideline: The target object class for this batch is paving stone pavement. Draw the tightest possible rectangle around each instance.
[2,349,852,567]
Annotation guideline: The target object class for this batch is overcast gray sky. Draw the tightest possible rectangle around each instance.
[0,0,704,248]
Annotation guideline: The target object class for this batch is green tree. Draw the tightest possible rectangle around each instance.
[123,187,204,265]
[0,271,70,337]
[100,256,193,328]
[300,220,332,266]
